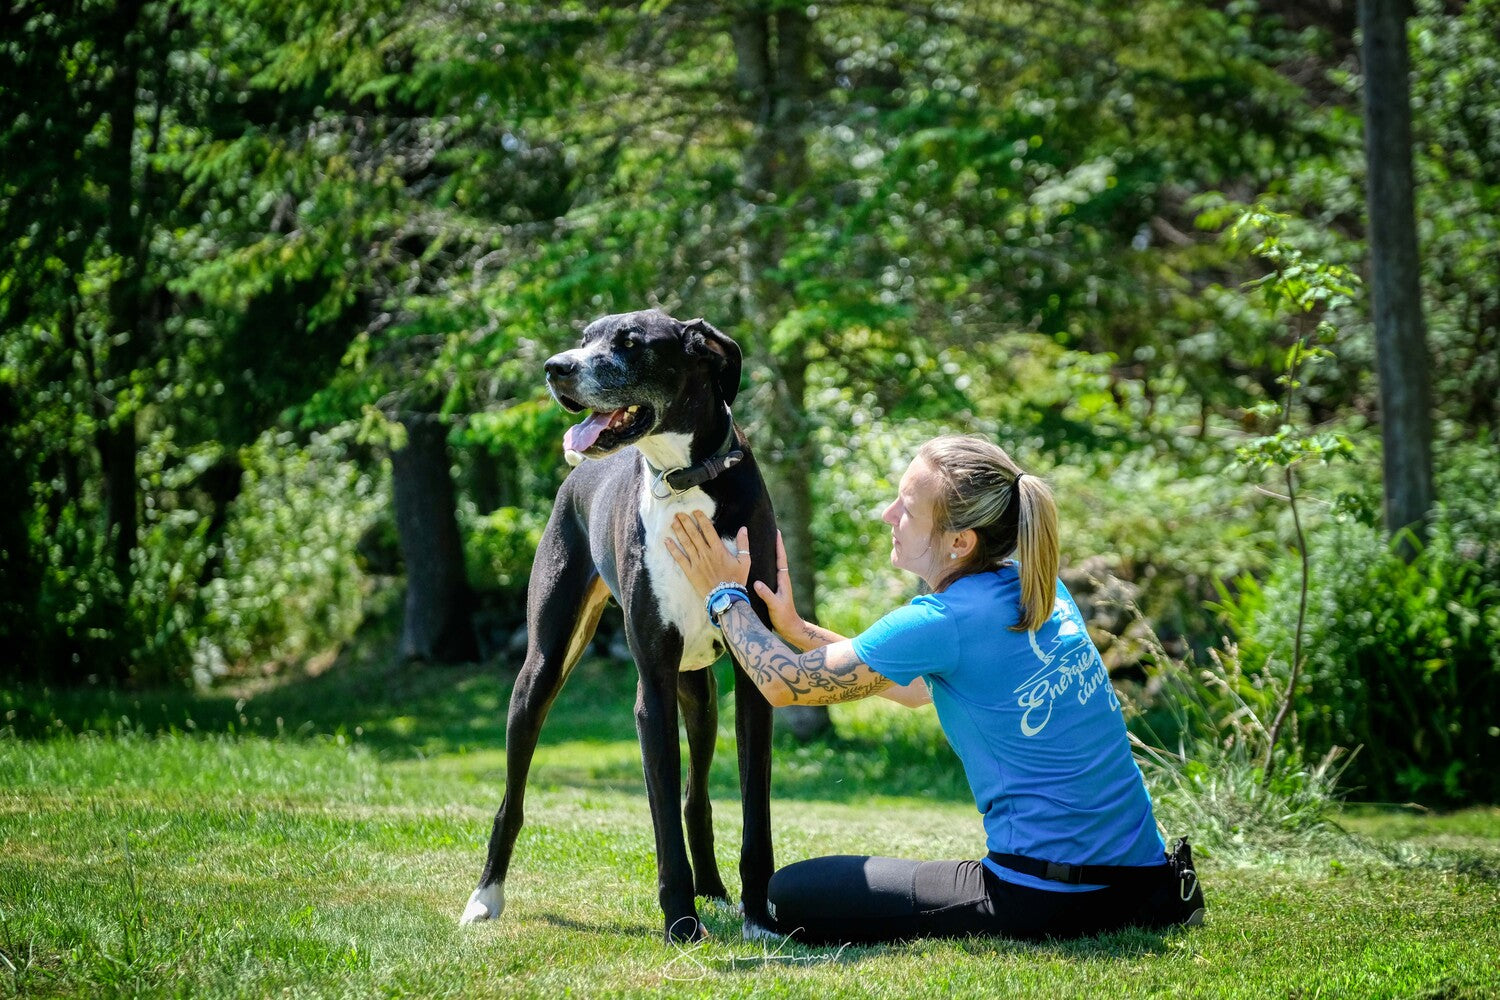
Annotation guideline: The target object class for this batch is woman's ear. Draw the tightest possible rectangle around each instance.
[950,527,978,561]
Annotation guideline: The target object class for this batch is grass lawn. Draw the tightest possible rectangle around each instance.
[3,631,1498,999]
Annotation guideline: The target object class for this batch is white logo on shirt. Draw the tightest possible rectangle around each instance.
[1013,597,1119,737]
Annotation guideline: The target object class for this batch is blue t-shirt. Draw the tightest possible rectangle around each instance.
[850,566,1166,892]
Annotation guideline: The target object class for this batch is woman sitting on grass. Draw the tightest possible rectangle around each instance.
[665,435,1205,945]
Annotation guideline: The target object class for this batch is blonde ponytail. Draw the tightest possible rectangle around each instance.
[917,436,1060,632]
[1012,474,1059,632]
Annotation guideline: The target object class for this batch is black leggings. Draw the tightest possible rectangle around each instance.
[767,855,1149,945]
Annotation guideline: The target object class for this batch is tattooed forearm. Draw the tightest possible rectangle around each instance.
[783,619,847,653]
[718,602,891,706]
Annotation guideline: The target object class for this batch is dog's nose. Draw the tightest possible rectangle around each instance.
[545,354,578,379]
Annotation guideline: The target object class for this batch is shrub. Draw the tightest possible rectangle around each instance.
[463,504,547,597]
[1217,509,1500,804]
[196,426,384,683]
[1125,617,1350,853]
[31,502,142,684]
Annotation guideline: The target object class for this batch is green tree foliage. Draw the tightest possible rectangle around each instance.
[462,0,1322,584]
[3,0,1497,806]
[0,0,586,681]
[1221,207,1357,772]
[1246,0,1498,440]
[1409,0,1500,431]
[3,1,207,681]
[1201,207,1498,805]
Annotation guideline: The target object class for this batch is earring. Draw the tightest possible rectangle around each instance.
[949,553,957,560]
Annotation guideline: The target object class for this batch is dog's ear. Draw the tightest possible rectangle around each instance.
[681,317,742,406]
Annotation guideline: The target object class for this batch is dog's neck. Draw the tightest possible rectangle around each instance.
[636,406,734,474]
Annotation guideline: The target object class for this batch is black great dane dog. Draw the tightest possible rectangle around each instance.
[460,310,777,942]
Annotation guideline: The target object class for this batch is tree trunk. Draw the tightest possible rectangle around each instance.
[1358,0,1435,555]
[0,383,40,682]
[733,3,829,740]
[468,443,517,514]
[760,352,819,626]
[392,413,478,662]
[196,457,245,586]
[100,3,146,596]
[96,421,139,588]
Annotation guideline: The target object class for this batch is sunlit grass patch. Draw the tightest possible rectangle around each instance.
[3,728,1497,998]
[4,651,1499,998]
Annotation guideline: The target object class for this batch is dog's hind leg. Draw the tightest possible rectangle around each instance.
[461,549,610,925]
[677,666,729,903]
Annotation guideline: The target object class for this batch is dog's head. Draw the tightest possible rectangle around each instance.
[545,310,742,462]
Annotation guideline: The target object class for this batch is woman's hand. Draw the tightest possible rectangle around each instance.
[665,510,751,602]
[753,531,805,642]
[666,517,814,645]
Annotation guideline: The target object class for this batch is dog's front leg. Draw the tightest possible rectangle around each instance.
[678,667,730,903]
[732,655,775,932]
[633,660,704,942]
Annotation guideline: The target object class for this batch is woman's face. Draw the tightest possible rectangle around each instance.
[881,458,949,584]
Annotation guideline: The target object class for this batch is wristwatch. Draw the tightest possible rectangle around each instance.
[707,588,749,629]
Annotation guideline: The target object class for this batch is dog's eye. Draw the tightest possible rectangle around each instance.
[618,329,643,349]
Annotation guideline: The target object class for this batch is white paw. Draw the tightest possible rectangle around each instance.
[459,882,505,925]
[742,919,782,942]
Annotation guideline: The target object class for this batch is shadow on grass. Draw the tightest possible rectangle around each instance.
[3,610,597,751]
[701,922,1185,970]
[1,607,971,805]
[533,912,662,940]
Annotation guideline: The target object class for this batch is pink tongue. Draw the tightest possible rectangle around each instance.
[563,410,619,454]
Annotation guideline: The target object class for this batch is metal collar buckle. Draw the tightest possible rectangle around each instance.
[651,466,690,499]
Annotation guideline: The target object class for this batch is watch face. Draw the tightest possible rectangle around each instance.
[710,591,742,620]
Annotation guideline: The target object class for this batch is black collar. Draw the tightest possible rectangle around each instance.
[643,420,744,497]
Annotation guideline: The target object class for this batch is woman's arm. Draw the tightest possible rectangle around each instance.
[750,530,850,653]
[754,550,931,706]
[714,601,894,708]
[879,677,934,707]
[722,604,932,708]
[665,509,933,709]
[779,618,847,653]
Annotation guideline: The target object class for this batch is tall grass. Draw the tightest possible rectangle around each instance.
[1100,581,1355,859]
[1133,643,1352,855]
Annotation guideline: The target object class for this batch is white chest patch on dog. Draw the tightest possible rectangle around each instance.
[637,455,736,673]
